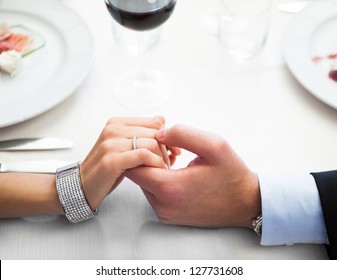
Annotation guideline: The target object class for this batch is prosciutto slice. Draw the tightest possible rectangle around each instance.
[0,33,33,54]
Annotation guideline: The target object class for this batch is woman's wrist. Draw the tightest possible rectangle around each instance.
[36,174,64,215]
[0,173,64,218]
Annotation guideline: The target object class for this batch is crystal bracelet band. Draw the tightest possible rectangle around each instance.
[56,162,98,223]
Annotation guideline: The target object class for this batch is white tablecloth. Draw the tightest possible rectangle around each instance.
[0,0,332,259]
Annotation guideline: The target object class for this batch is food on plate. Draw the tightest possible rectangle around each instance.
[312,53,337,83]
[0,22,43,77]
[0,23,33,55]
[0,50,22,77]
[0,33,33,55]
[329,59,337,82]
[329,71,337,82]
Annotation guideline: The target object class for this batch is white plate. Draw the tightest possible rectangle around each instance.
[283,0,337,109]
[0,0,94,127]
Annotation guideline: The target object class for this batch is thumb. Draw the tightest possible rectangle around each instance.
[156,124,224,159]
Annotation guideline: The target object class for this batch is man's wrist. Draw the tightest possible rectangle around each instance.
[240,172,261,229]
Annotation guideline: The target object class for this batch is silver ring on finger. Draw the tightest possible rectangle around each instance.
[132,136,138,150]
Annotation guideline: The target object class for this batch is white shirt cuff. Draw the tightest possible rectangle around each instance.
[258,173,328,246]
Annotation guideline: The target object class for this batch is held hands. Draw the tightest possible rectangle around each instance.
[78,117,260,229]
[127,125,261,229]
[80,116,179,210]
[0,116,259,223]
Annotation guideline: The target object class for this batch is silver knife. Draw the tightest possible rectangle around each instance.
[0,160,72,174]
[0,137,73,151]
[277,1,313,14]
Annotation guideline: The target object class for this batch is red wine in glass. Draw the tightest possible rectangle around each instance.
[105,0,176,31]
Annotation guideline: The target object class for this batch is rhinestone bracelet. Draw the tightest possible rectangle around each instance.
[56,162,98,223]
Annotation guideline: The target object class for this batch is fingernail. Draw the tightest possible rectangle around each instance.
[164,163,169,170]
[156,128,167,140]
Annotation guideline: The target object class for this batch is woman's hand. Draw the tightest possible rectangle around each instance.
[80,116,179,210]
[0,116,178,218]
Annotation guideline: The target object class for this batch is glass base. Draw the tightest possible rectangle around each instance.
[114,68,172,110]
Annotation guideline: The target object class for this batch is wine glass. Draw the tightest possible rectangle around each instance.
[105,0,177,110]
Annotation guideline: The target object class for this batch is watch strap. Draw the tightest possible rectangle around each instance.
[252,214,262,237]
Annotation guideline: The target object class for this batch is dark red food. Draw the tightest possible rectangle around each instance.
[327,54,337,60]
[329,70,337,82]
[312,53,337,83]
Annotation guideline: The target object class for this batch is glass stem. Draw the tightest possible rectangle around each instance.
[136,32,148,85]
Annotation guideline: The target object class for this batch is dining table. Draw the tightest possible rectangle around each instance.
[0,0,335,260]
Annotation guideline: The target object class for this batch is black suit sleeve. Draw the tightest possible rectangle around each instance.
[311,171,337,260]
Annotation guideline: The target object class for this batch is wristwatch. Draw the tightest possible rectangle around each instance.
[252,214,262,237]
[55,162,98,223]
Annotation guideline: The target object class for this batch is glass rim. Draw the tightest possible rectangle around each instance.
[221,0,271,16]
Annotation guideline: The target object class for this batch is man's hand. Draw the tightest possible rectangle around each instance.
[127,124,261,228]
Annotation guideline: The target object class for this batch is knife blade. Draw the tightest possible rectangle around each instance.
[277,1,313,14]
[0,160,72,174]
[0,137,73,151]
